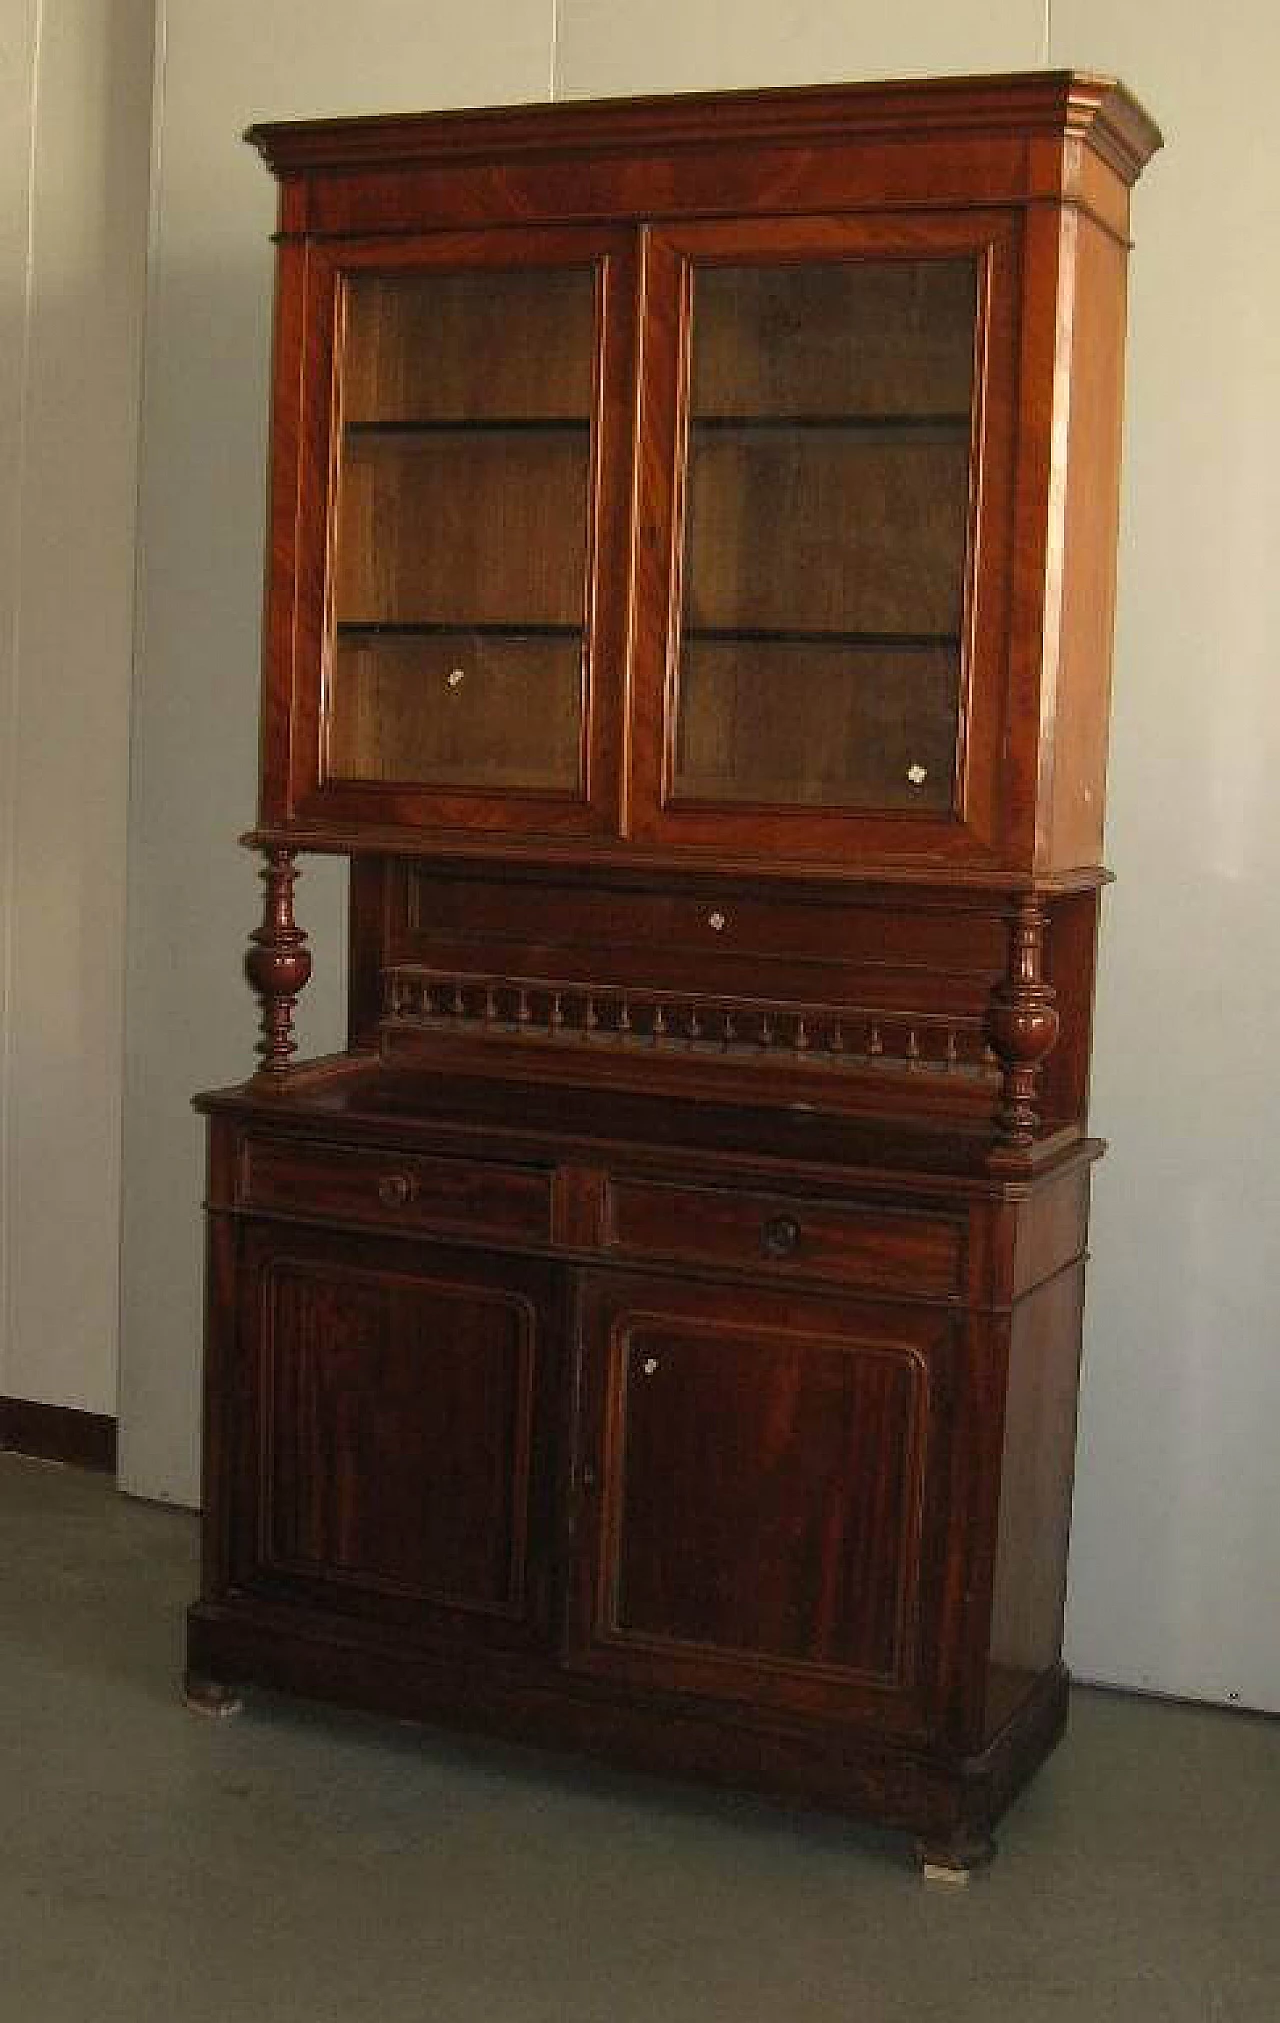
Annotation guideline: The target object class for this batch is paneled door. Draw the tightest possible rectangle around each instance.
[227,1224,562,1654]
[260,226,638,838]
[567,1272,959,1735]
[627,213,1021,865]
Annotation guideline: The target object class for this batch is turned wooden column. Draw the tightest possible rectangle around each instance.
[987,894,1059,1153]
[246,847,312,1077]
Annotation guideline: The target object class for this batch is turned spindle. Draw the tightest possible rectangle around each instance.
[987,895,1060,1150]
[245,847,312,1078]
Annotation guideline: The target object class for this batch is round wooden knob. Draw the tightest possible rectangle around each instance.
[377,1173,414,1208]
[761,1213,801,1259]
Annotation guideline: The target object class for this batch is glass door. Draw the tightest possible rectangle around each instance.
[628,215,1019,863]
[275,226,636,836]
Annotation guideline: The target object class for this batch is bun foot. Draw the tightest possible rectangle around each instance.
[182,1672,244,1719]
[915,1829,996,1882]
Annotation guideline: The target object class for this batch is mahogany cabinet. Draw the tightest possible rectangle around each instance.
[186,72,1160,1872]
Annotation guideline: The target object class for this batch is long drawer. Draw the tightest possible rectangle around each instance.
[239,1135,552,1243]
[603,1176,962,1298]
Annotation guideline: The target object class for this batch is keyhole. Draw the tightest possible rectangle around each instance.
[641,1356,659,1377]
[447,667,466,690]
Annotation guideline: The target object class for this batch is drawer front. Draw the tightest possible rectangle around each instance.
[240,1135,551,1243]
[605,1178,961,1298]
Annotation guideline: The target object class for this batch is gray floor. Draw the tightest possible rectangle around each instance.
[1,1456,1276,2023]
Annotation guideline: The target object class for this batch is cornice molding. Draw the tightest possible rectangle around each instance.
[246,70,1162,189]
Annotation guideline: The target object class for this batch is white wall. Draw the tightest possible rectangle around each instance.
[0,0,153,1418]
[1051,0,1280,1711]
[116,2,1280,1710]
[117,0,553,1500]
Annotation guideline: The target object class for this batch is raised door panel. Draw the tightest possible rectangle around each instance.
[230,1225,560,1652]
[628,212,1021,868]
[261,226,637,838]
[568,1273,957,1733]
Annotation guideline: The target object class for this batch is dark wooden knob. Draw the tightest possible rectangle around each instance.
[761,1213,801,1258]
[377,1173,414,1208]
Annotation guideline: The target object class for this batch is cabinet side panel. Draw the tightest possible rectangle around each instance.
[985,1260,1086,1740]
[258,240,312,826]
[198,1125,242,1601]
[1040,890,1100,1133]
[347,855,394,1048]
[1045,214,1131,872]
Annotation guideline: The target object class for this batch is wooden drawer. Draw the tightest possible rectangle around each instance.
[239,1135,551,1243]
[604,1178,961,1298]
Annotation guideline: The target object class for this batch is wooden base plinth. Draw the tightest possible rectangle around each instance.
[186,1601,1069,1863]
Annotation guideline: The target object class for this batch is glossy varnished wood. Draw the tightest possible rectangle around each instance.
[626,209,1022,866]
[248,72,1158,238]
[237,1130,551,1241]
[251,75,1157,877]
[567,1273,956,1730]
[192,1066,1101,1849]
[225,1221,563,1653]
[602,1177,963,1298]
[191,72,1159,1870]
[260,225,638,840]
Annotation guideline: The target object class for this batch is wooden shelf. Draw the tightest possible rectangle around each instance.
[691,413,970,437]
[345,417,591,437]
[335,620,583,641]
[682,626,958,650]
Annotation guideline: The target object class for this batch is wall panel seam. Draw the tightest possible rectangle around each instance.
[0,0,45,1398]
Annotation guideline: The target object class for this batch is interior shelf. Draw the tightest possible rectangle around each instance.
[345,417,592,437]
[335,620,583,640]
[690,413,971,436]
[682,626,959,650]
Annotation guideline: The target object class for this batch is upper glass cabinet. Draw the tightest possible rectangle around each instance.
[281,227,635,836]
[628,214,1018,863]
[329,265,593,795]
[272,212,1017,862]
[673,256,976,815]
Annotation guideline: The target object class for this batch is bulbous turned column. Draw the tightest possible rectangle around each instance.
[986,895,1059,1152]
[246,847,312,1078]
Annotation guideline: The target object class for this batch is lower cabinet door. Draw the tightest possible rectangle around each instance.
[227,1223,561,1653]
[566,1272,958,1732]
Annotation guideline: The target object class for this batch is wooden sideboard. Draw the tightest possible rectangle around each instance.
[185,71,1161,1873]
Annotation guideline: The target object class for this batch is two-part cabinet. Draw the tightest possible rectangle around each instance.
[186,72,1160,1872]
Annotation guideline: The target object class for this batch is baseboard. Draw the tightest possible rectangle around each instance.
[0,1397,117,1473]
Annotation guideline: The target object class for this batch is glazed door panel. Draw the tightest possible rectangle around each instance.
[567,1272,958,1733]
[261,226,637,837]
[628,212,1020,865]
[229,1224,561,1652]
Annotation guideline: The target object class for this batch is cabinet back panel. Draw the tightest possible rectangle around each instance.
[328,635,583,792]
[682,435,970,638]
[672,639,958,813]
[333,434,590,628]
[689,257,977,419]
[342,266,595,423]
